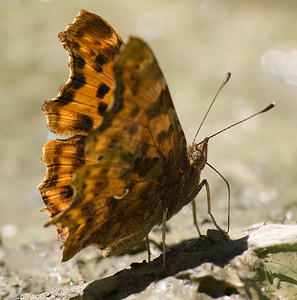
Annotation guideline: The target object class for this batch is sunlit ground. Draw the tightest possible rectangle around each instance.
[0,0,296,250]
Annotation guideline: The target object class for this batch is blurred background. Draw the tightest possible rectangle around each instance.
[0,0,296,250]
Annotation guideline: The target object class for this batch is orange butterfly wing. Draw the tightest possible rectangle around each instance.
[39,10,123,228]
[50,37,196,262]
[40,11,202,262]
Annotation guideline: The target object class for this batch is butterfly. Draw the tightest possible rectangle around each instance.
[38,10,234,262]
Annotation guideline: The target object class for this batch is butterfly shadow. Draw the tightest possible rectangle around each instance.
[82,230,248,300]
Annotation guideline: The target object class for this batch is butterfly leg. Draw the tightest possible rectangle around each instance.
[145,235,151,263]
[197,179,229,239]
[162,208,168,268]
[191,200,202,236]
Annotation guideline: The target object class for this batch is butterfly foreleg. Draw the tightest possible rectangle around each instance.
[195,179,229,239]
[191,200,202,236]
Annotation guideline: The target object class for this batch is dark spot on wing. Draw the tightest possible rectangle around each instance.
[96,83,110,99]
[73,55,85,69]
[73,114,93,132]
[94,65,103,73]
[128,123,138,136]
[72,72,86,90]
[95,53,108,66]
[156,130,167,144]
[63,185,74,199]
[147,87,172,119]
[86,217,94,224]
[58,90,75,105]
[156,125,173,144]
[98,101,108,116]
[97,77,124,132]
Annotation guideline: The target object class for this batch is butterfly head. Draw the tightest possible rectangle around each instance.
[188,137,208,170]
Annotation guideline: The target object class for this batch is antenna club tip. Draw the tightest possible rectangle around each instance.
[224,72,231,83]
[262,102,276,113]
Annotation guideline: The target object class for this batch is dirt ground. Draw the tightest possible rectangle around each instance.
[2,225,297,299]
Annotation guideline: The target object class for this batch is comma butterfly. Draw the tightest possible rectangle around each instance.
[38,10,274,262]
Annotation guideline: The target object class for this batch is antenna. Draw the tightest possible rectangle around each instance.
[207,102,276,141]
[192,72,231,145]
[200,102,275,233]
